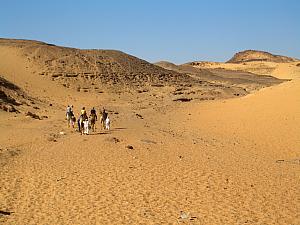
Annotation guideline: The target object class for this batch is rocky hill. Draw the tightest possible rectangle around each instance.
[227,50,298,63]
[0,39,289,108]
[0,38,193,89]
[0,76,40,114]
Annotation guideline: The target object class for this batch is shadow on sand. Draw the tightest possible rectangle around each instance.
[113,127,127,130]
[88,131,109,136]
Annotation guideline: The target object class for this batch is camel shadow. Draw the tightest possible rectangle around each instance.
[88,131,110,136]
[113,127,127,130]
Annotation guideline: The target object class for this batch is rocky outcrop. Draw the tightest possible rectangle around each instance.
[227,50,298,63]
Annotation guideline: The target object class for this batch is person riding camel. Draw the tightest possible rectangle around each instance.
[66,105,74,116]
[90,107,97,120]
[77,107,87,132]
[66,105,74,127]
[89,107,97,132]
[100,108,108,129]
[66,105,71,115]
[90,107,96,116]
[81,107,87,116]
[102,108,107,120]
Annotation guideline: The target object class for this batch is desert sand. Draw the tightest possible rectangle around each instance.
[0,39,299,225]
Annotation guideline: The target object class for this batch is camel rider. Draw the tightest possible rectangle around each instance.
[66,105,71,115]
[90,107,97,120]
[102,108,107,121]
[66,105,74,117]
[81,107,87,116]
[91,107,96,115]
[81,107,88,120]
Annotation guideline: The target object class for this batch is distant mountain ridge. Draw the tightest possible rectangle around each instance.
[227,50,298,63]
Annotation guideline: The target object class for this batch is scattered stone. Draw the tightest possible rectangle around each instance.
[179,211,190,220]
[25,111,40,119]
[56,177,67,181]
[59,131,65,135]
[47,137,57,142]
[151,84,164,87]
[136,113,143,119]
[0,210,13,216]
[8,149,21,157]
[1,104,18,113]
[126,145,134,150]
[173,98,192,102]
[49,103,53,106]
[106,137,120,143]
[190,216,198,221]
[8,105,18,112]
[199,97,215,101]
[173,91,184,95]
[137,89,148,93]
[51,73,62,78]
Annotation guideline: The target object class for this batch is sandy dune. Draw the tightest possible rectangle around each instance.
[1,40,300,224]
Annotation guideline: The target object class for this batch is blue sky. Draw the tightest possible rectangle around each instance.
[1,0,299,63]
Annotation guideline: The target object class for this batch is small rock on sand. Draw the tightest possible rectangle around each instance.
[25,111,40,119]
[105,137,120,143]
